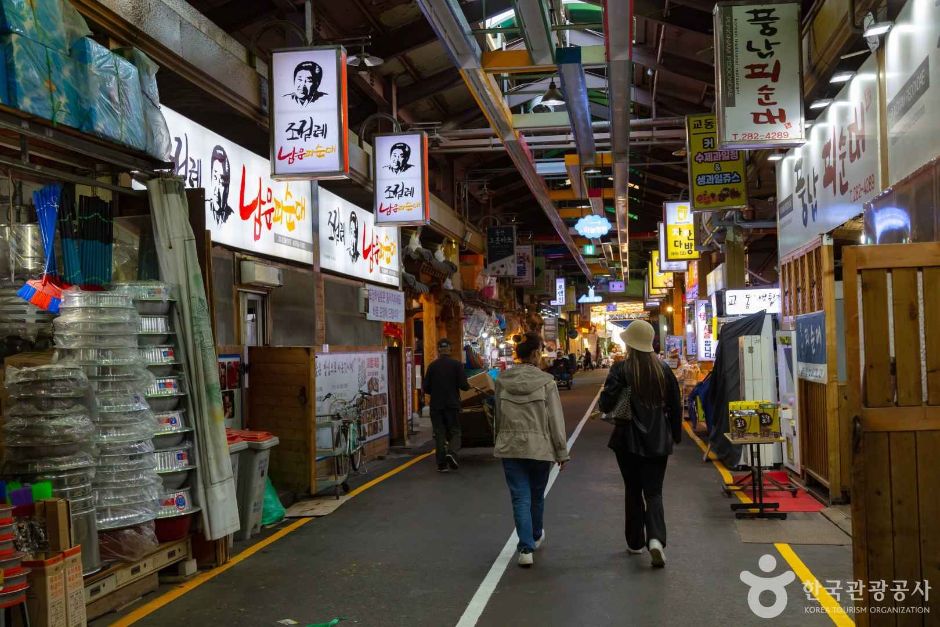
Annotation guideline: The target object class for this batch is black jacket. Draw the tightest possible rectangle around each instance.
[599,359,682,457]
[423,356,470,410]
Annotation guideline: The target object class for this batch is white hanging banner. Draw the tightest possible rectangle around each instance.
[373,132,430,225]
[162,107,314,265]
[270,46,349,179]
[714,1,805,149]
[775,55,880,259]
[318,187,400,287]
[724,288,782,315]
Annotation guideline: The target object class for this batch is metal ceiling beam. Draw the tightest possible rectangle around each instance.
[481,46,607,73]
[396,68,464,106]
[556,46,596,167]
[513,0,555,65]
[605,0,632,280]
[416,0,592,280]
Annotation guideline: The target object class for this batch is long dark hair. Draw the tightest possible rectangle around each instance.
[623,349,666,405]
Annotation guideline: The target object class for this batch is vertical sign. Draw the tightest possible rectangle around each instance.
[649,252,674,289]
[684,116,748,211]
[543,316,558,342]
[514,245,534,286]
[714,2,805,149]
[658,222,689,272]
[795,311,827,382]
[663,201,701,260]
[374,132,430,224]
[270,46,349,179]
[696,299,717,361]
[404,347,414,425]
[486,226,517,276]
[775,55,880,258]
[551,277,566,306]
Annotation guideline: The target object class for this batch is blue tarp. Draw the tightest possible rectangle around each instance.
[0,0,67,52]
[0,33,83,127]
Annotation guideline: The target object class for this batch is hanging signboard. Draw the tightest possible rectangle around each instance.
[685,262,699,301]
[684,116,748,211]
[724,288,782,316]
[373,132,430,225]
[795,311,826,383]
[404,347,414,424]
[884,0,940,185]
[775,54,880,258]
[543,316,558,342]
[551,277,566,306]
[486,226,517,276]
[366,285,405,323]
[163,107,314,265]
[514,245,534,286]
[713,2,805,149]
[270,46,349,179]
[315,352,389,442]
[658,223,688,273]
[649,252,674,289]
[663,201,702,260]
[696,299,717,361]
[318,187,400,287]
[664,335,684,367]
[609,280,625,293]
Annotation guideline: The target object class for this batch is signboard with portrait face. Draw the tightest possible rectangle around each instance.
[775,54,880,259]
[373,132,430,225]
[714,2,805,149]
[318,187,400,287]
[685,115,748,211]
[270,46,349,179]
[163,107,314,264]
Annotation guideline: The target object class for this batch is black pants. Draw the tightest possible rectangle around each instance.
[614,451,669,550]
[430,408,461,467]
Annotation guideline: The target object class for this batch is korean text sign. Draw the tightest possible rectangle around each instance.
[366,285,405,323]
[714,2,805,148]
[318,187,400,287]
[649,252,674,290]
[162,107,314,264]
[775,54,880,258]
[486,226,517,276]
[657,223,688,273]
[663,201,701,261]
[271,46,349,179]
[685,115,747,210]
[696,299,717,361]
[315,352,389,442]
[373,132,429,225]
[795,311,827,383]
[514,245,534,287]
[724,288,781,315]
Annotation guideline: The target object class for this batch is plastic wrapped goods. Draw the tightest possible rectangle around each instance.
[60,0,89,50]
[0,0,67,52]
[114,48,171,160]
[0,34,84,127]
[71,38,146,151]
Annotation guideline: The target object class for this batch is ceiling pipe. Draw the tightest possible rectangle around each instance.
[605,0,634,280]
[556,46,597,168]
[436,117,684,138]
[416,0,592,280]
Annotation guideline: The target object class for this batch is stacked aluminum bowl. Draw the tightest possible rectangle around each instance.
[2,364,100,574]
[54,290,160,533]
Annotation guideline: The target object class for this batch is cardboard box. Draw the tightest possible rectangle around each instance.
[62,547,86,627]
[23,553,67,627]
[36,500,71,552]
[459,371,495,402]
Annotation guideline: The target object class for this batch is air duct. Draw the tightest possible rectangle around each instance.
[604,0,633,280]
[512,0,556,66]
[556,46,596,168]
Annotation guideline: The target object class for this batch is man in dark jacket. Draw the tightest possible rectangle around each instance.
[424,339,470,472]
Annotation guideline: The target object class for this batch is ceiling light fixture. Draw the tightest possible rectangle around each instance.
[541,79,566,107]
[584,168,600,175]
[863,21,893,37]
[830,70,856,84]
[809,98,833,110]
[767,153,784,162]
[347,45,384,69]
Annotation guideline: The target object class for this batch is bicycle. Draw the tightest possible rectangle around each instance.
[318,391,371,493]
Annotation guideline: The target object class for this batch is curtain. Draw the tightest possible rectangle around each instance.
[148,176,239,539]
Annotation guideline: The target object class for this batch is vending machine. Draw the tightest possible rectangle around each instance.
[775,330,801,474]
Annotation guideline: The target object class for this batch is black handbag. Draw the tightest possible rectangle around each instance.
[602,367,634,425]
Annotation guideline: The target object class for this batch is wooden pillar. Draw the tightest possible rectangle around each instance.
[724,226,747,289]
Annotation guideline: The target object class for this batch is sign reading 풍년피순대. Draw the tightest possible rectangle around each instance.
[775,54,880,258]
[315,352,388,443]
[318,186,400,287]
[714,2,806,149]
[162,106,314,265]
[373,132,429,225]
[271,46,348,179]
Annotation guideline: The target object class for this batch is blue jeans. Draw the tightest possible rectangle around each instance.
[502,458,553,552]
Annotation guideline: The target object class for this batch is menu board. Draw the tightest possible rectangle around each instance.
[315,352,389,442]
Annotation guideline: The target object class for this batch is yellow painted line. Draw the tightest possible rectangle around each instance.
[114,451,435,625]
[681,421,752,503]
[776,543,856,626]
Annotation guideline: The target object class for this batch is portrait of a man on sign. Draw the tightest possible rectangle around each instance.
[208,145,233,226]
[385,142,414,174]
[285,61,326,107]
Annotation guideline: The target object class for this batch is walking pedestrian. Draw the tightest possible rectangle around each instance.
[583,349,593,370]
[424,338,470,472]
[598,320,682,568]
[493,333,570,567]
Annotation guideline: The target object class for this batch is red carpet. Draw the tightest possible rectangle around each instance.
[728,470,827,513]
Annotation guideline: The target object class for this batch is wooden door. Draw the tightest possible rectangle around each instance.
[844,243,940,623]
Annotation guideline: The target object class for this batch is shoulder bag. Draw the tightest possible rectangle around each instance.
[603,366,634,425]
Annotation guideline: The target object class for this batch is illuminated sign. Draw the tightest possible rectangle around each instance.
[550,277,566,306]
[373,132,429,225]
[685,116,748,211]
[658,222,688,273]
[318,187,400,286]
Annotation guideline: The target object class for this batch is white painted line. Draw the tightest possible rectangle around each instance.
[455,387,602,627]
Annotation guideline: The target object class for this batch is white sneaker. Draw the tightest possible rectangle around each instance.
[518,550,534,567]
[626,546,644,555]
[535,529,546,550]
[648,539,666,568]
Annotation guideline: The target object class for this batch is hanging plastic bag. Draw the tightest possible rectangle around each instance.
[261,478,285,526]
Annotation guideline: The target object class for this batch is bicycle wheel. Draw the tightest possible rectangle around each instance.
[349,423,363,471]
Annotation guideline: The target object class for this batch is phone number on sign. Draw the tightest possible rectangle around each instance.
[730,131,794,141]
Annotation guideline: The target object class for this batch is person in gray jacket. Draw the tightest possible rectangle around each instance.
[493,333,570,567]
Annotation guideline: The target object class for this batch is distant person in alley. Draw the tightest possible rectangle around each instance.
[424,338,470,472]
[494,333,569,568]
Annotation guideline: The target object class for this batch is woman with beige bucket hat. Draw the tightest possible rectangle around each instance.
[598,319,682,568]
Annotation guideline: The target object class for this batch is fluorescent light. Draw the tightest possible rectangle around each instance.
[767,153,784,162]
[584,168,600,174]
[863,21,893,37]
[830,70,855,84]
[809,98,833,110]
